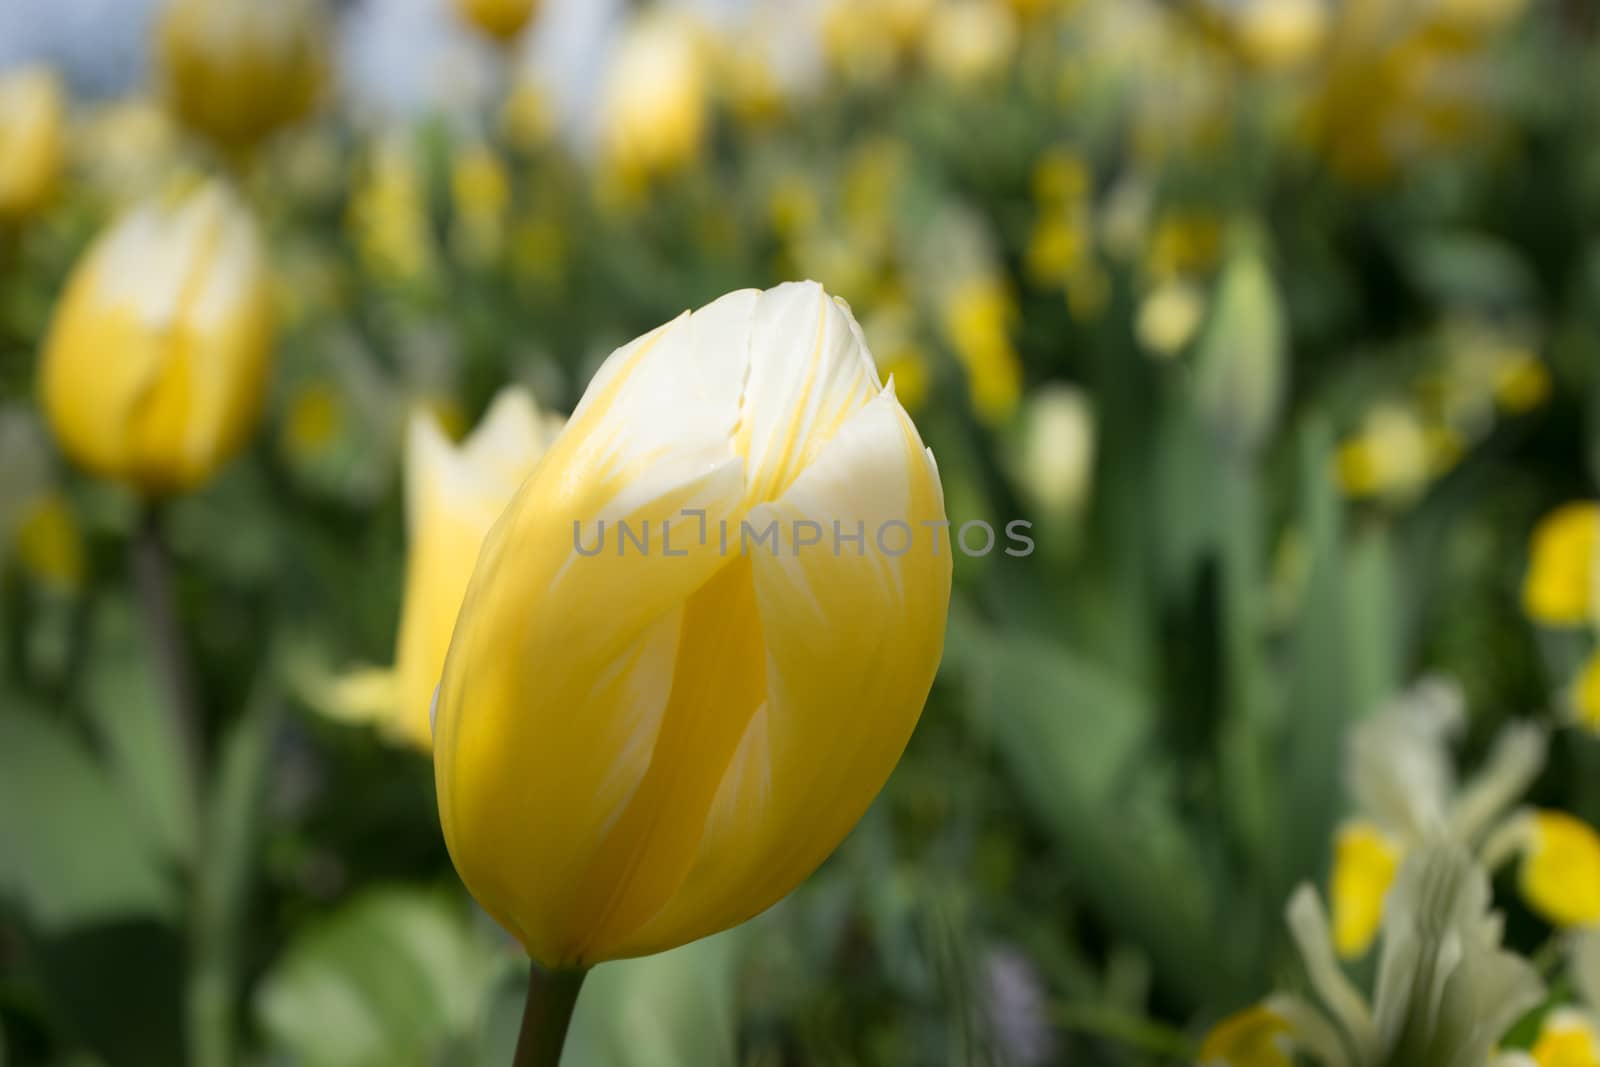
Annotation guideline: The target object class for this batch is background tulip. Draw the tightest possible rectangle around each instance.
[39,181,275,495]
[0,66,65,224]
[600,12,708,185]
[157,0,326,152]
[434,281,952,969]
[454,0,541,44]
[322,388,563,750]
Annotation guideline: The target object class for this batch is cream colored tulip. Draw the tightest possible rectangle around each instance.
[39,182,275,494]
[158,0,327,151]
[0,66,65,223]
[434,282,952,967]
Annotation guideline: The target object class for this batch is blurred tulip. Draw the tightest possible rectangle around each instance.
[600,12,708,184]
[1335,403,1460,503]
[158,0,327,152]
[323,388,562,750]
[922,1,1020,88]
[348,133,437,286]
[40,181,275,495]
[1232,0,1327,72]
[1523,503,1600,627]
[944,276,1022,425]
[451,141,511,267]
[1010,383,1095,520]
[1135,278,1205,358]
[1193,233,1287,454]
[1528,1010,1600,1067]
[0,66,65,224]
[72,98,183,209]
[1328,820,1400,959]
[434,282,952,967]
[453,0,540,43]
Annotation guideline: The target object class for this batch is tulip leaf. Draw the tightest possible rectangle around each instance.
[0,707,179,932]
[253,887,510,1067]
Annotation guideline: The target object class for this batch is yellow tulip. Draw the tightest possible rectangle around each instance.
[158,0,327,151]
[1519,810,1600,928]
[1530,1009,1600,1067]
[1524,503,1600,627]
[600,12,708,184]
[433,282,952,967]
[943,277,1022,425]
[1233,0,1327,72]
[921,1,1020,89]
[454,0,540,43]
[40,181,275,495]
[0,66,65,223]
[1570,652,1600,734]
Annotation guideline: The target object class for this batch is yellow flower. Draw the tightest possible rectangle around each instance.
[73,98,183,209]
[157,0,327,152]
[324,389,561,750]
[433,282,952,967]
[1570,652,1600,734]
[0,66,65,223]
[944,277,1022,425]
[1025,211,1089,289]
[1524,503,1600,627]
[1335,404,1456,503]
[1329,820,1401,959]
[1494,349,1552,416]
[600,12,708,185]
[280,379,344,463]
[1135,278,1205,358]
[1519,811,1600,928]
[1198,1003,1295,1067]
[453,0,540,43]
[13,491,85,593]
[1531,1009,1600,1067]
[1011,384,1095,520]
[921,0,1020,88]
[499,75,555,153]
[1031,148,1091,211]
[39,181,275,495]
[451,142,511,267]
[348,133,436,286]
[1232,0,1327,72]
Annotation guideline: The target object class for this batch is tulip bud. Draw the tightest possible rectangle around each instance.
[0,66,65,224]
[600,13,708,184]
[1009,383,1095,520]
[40,182,276,495]
[434,282,952,967]
[454,0,540,43]
[157,0,327,152]
[1193,231,1287,455]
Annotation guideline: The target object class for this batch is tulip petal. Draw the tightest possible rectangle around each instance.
[612,386,950,957]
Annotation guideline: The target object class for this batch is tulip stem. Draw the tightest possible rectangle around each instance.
[512,964,587,1067]
[131,504,205,814]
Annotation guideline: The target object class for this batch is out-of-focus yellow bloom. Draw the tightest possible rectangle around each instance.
[1194,235,1288,453]
[943,277,1022,424]
[40,181,275,495]
[73,98,183,208]
[279,379,344,464]
[922,0,1019,88]
[767,175,820,240]
[1011,384,1095,520]
[1032,148,1091,210]
[1329,820,1401,959]
[1198,1003,1295,1067]
[1230,0,1327,72]
[433,282,952,967]
[1135,278,1205,358]
[1523,504,1600,627]
[1146,212,1224,280]
[324,389,561,750]
[453,0,540,43]
[13,492,86,593]
[348,133,436,286]
[1494,349,1551,415]
[1025,212,1090,290]
[821,0,932,84]
[0,66,65,223]
[1518,811,1600,928]
[499,76,555,154]
[158,0,326,152]
[1530,1009,1600,1067]
[600,12,707,185]
[451,142,510,267]
[1335,404,1459,503]
[1569,652,1600,734]
[509,213,567,287]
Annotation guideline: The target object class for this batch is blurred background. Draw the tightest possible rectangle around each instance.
[2,0,1600,1064]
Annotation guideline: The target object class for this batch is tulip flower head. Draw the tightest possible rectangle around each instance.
[158,0,327,152]
[0,66,65,224]
[600,12,708,185]
[434,282,952,968]
[40,181,276,495]
[454,0,541,43]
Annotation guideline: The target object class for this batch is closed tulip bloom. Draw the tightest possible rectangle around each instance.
[434,282,952,968]
[0,66,65,223]
[454,0,540,43]
[158,0,326,151]
[600,12,708,183]
[1524,503,1600,627]
[40,182,275,495]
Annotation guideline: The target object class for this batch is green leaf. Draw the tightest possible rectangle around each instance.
[254,888,508,1067]
[0,709,178,932]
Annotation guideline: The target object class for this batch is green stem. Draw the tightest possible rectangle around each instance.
[130,503,205,813]
[512,965,587,1067]
[1049,1001,1196,1062]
